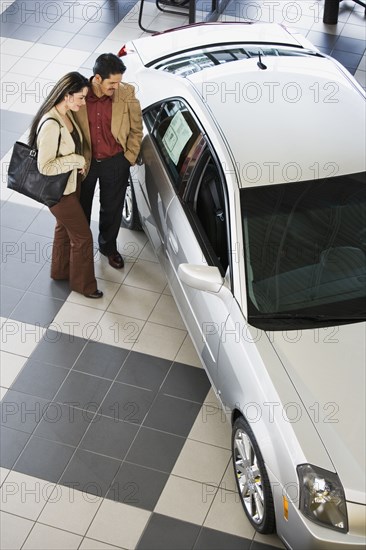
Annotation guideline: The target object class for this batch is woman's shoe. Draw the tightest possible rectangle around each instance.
[84,289,103,299]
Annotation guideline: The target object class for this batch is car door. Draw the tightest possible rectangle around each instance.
[165,143,235,387]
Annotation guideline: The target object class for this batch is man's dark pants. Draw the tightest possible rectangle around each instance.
[80,153,131,256]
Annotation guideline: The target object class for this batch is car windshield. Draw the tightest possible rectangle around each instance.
[241,172,366,329]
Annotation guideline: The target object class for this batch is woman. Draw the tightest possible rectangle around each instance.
[28,72,103,298]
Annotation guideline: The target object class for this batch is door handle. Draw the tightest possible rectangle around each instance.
[168,231,178,254]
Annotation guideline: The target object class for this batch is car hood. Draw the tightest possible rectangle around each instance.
[269,322,366,504]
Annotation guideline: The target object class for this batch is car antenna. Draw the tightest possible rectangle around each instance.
[257,52,267,70]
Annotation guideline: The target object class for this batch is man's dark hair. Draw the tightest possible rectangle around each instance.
[93,53,126,80]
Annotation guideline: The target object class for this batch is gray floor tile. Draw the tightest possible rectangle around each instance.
[29,330,87,369]
[0,426,30,469]
[78,20,116,38]
[136,513,200,550]
[250,541,279,550]
[0,21,22,38]
[126,427,185,473]
[73,340,128,379]
[29,263,70,300]
[306,30,339,49]
[334,36,366,54]
[0,257,43,291]
[12,232,52,265]
[10,291,64,327]
[37,28,74,46]
[331,49,363,69]
[59,448,121,497]
[10,359,69,400]
[27,209,56,238]
[34,403,92,446]
[80,415,139,460]
[143,394,201,437]
[100,382,155,424]
[54,370,112,409]
[106,462,169,510]
[0,110,34,135]
[0,285,24,318]
[13,23,48,41]
[1,130,21,157]
[13,436,74,483]
[0,390,49,434]
[0,226,23,247]
[195,527,251,549]
[49,15,87,32]
[161,362,210,403]
[117,352,172,391]
[1,201,40,232]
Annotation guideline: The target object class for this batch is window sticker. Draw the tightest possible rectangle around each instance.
[162,110,193,165]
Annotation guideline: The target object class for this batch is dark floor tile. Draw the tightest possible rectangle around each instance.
[80,415,138,460]
[14,436,74,483]
[29,330,87,369]
[37,28,73,46]
[10,359,69,400]
[0,257,43,291]
[117,351,172,391]
[0,285,24,318]
[143,394,201,437]
[106,462,168,510]
[126,427,185,473]
[330,49,363,69]
[100,382,155,424]
[161,363,210,403]
[13,23,47,41]
[61,32,103,50]
[306,30,339,50]
[249,541,279,550]
[0,110,34,135]
[195,527,251,550]
[27,209,56,238]
[34,403,92,446]
[54,370,112,409]
[334,36,366,55]
[0,426,30,469]
[59,448,121,497]
[73,340,128,379]
[136,513,201,550]
[29,263,70,300]
[0,390,49,434]
[1,201,40,232]
[11,291,64,327]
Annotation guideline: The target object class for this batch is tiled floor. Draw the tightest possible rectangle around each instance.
[0,1,365,549]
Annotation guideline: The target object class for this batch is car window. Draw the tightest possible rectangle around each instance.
[143,100,202,190]
[185,152,229,275]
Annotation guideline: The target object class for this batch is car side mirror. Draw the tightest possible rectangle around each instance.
[178,264,224,293]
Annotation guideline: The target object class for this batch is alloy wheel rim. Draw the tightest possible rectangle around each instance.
[123,185,132,223]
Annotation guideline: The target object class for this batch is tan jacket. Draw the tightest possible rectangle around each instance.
[37,107,85,195]
[74,82,143,174]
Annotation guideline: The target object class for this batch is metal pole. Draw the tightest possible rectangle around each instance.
[323,0,340,24]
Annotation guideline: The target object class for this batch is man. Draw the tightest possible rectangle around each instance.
[75,53,143,269]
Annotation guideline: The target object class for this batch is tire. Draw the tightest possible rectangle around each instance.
[232,416,276,534]
[121,178,142,231]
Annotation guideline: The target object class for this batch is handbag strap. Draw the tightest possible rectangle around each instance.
[35,117,63,155]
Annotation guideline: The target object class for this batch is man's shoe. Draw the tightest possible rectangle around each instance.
[85,289,103,299]
[108,252,124,269]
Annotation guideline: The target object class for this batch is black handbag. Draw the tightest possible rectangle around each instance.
[7,117,72,207]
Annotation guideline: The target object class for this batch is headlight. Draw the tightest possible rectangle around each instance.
[297,464,348,533]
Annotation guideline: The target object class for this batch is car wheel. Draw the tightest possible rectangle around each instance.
[122,179,142,231]
[232,416,275,534]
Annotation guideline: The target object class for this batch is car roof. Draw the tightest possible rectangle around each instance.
[185,56,366,186]
[130,22,305,65]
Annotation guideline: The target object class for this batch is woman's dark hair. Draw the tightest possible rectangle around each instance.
[93,53,126,80]
[28,71,90,146]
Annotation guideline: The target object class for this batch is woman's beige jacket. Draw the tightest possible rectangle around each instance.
[36,106,85,195]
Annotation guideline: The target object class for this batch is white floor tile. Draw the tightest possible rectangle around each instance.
[1,38,34,56]
[23,43,62,62]
[38,487,102,536]
[0,469,10,487]
[52,302,104,339]
[117,228,148,260]
[10,57,50,78]
[22,523,82,549]
[204,487,255,538]
[138,240,158,263]
[172,439,231,485]
[89,310,144,350]
[108,284,160,321]
[0,471,55,520]
[79,538,125,550]
[123,259,167,293]
[148,294,186,330]
[93,255,133,283]
[0,510,34,550]
[51,48,91,66]
[132,321,186,360]
[0,54,19,73]
[340,22,366,39]
[254,531,287,548]
[155,475,216,524]
[86,500,150,550]
[0,351,27,388]
[174,333,202,368]
[0,320,45,357]
[66,279,120,310]
[188,401,231,449]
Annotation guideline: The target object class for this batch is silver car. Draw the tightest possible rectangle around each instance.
[119,22,366,549]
